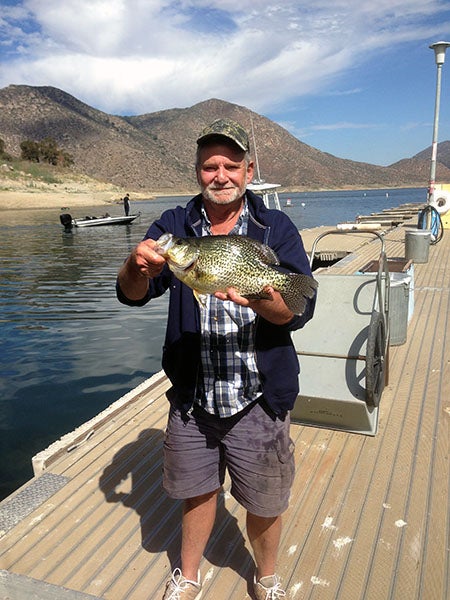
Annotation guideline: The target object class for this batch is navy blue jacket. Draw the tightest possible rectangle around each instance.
[117,191,316,415]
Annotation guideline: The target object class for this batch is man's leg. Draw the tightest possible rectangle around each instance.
[246,512,282,578]
[180,488,220,581]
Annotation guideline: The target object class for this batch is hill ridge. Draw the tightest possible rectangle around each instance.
[1,84,450,193]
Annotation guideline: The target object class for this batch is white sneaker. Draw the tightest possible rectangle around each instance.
[253,573,286,599]
[162,568,202,600]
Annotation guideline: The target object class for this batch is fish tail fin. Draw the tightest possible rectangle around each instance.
[281,273,318,315]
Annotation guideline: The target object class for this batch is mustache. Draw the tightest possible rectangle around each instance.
[207,184,237,190]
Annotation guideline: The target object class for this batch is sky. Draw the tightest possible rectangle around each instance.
[1,1,450,166]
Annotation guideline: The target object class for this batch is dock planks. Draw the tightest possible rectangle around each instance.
[1,220,449,600]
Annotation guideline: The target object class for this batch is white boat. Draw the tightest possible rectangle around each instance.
[247,181,282,210]
[60,212,141,229]
[247,119,282,210]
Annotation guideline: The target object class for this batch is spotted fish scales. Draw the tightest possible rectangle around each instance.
[155,233,317,315]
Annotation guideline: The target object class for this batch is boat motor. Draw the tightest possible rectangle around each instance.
[60,213,73,231]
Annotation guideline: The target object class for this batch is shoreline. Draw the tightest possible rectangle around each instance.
[0,183,426,212]
[0,186,197,212]
[0,190,115,211]
[0,185,156,211]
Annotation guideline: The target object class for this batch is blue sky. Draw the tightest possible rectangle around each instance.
[1,0,450,166]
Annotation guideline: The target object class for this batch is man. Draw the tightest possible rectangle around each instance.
[123,193,130,216]
[116,118,316,600]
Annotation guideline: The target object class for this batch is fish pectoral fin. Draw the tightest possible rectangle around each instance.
[193,290,208,307]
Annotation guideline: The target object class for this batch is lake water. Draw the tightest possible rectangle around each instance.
[0,187,426,500]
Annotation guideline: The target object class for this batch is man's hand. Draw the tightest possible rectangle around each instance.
[127,239,167,279]
[118,239,166,300]
[214,286,294,325]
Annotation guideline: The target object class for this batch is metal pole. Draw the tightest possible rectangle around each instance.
[428,62,443,201]
[427,41,450,203]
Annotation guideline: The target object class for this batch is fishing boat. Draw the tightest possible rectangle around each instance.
[59,212,141,230]
[1,201,448,600]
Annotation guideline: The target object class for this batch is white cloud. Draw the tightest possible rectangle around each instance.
[310,122,380,131]
[277,119,381,144]
[0,0,449,115]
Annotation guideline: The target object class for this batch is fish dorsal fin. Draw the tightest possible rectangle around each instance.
[228,236,280,266]
[257,243,280,265]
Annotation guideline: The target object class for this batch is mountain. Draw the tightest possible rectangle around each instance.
[1,84,450,193]
[413,140,450,169]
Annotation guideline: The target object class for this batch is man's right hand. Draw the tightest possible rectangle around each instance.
[117,239,167,300]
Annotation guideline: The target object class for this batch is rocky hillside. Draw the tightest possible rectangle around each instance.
[1,84,450,193]
[413,139,450,169]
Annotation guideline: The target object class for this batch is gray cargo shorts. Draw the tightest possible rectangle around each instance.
[162,399,295,517]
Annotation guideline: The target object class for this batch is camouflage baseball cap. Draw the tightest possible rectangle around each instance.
[196,118,250,151]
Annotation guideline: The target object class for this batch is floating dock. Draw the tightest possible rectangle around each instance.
[1,206,448,600]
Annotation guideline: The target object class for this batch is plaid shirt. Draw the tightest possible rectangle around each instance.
[195,200,262,417]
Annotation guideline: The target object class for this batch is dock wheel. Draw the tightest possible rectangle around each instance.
[366,311,386,407]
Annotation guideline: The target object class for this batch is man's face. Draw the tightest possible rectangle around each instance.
[196,142,254,206]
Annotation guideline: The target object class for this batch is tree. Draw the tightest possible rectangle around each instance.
[19,137,74,166]
[59,151,74,167]
[39,137,59,165]
[20,140,40,162]
[0,138,12,161]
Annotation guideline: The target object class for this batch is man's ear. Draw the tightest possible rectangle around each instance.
[246,160,254,182]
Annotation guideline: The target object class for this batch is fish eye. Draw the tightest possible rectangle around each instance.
[175,240,184,245]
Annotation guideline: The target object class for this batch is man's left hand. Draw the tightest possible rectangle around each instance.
[214,286,294,325]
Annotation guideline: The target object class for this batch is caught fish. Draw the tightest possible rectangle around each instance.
[155,233,317,315]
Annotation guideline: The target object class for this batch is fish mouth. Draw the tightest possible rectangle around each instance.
[154,233,174,255]
[154,233,198,271]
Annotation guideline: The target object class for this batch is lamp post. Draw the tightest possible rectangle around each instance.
[427,41,450,202]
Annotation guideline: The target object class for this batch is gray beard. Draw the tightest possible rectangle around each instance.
[202,183,246,205]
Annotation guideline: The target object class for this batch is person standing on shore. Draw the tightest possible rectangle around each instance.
[116,118,316,600]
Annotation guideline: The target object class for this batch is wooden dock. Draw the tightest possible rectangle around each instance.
[1,217,448,600]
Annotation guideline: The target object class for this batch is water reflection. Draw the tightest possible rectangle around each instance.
[0,202,177,498]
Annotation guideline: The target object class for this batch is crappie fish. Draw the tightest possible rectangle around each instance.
[155,233,317,315]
